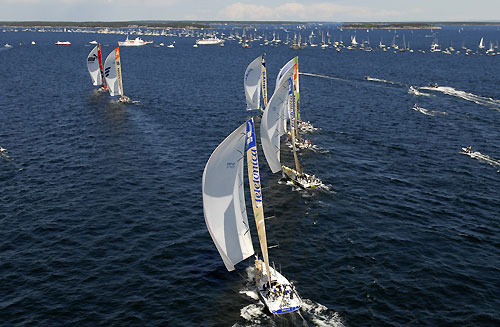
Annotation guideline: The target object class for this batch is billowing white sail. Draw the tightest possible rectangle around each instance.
[202,122,254,271]
[87,45,102,86]
[244,55,263,110]
[104,47,124,97]
[260,80,289,173]
[275,57,297,93]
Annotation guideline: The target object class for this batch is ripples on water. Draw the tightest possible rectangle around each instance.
[1,26,499,326]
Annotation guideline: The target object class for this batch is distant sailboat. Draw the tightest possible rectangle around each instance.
[87,44,107,91]
[244,54,268,112]
[103,47,129,103]
[479,37,485,49]
[430,39,441,52]
[351,35,358,46]
[202,118,302,314]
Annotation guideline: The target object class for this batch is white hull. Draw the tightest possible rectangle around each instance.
[196,37,223,45]
[282,166,322,189]
[255,260,302,315]
[118,37,150,47]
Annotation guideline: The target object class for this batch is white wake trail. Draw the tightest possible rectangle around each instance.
[421,86,500,111]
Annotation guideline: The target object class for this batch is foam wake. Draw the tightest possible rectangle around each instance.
[461,148,500,169]
[364,76,407,86]
[235,266,345,326]
[412,105,447,116]
[420,86,500,111]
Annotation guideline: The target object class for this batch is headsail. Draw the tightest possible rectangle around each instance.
[87,45,102,86]
[245,119,271,284]
[202,123,254,271]
[260,79,289,173]
[275,57,297,93]
[104,47,124,97]
[244,55,263,110]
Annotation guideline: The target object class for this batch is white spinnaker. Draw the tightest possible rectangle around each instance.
[104,48,120,96]
[87,45,102,86]
[261,78,289,173]
[203,123,254,271]
[275,57,296,93]
[244,55,263,110]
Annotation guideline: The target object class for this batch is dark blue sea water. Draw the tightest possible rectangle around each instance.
[1,24,499,326]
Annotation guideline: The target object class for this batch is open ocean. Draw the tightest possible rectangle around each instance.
[1,24,499,326]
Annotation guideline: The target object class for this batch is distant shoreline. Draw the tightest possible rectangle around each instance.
[341,24,441,30]
[2,21,500,29]
[0,21,210,29]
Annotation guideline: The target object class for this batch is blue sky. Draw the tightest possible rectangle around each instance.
[0,0,498,22]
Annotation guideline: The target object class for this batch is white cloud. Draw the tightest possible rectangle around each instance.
[220,2,402,21]
[0,0,179,6]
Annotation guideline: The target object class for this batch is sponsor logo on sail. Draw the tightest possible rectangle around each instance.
[250,148,262,208]
[246,119,262,208]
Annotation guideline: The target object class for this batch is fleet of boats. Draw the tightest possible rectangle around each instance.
[77,25,500,316]
[202,54,325,315]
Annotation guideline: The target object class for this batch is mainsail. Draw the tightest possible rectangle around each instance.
[288,77,302,174]
[261,56,268,109]
[87,45,102,86]
[104,47,124,97]
[202,122,254,271]
[245,119,271,284]
[244,55,263,110]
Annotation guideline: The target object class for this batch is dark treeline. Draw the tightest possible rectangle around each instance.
[0,21,210,29]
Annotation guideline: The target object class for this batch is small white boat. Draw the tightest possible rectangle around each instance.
[4,43,12,48]
[118,36,151,47]
[167,44,174,48]
[55,41,71,45]
[31,41,36,45]
[195,37,223,45]
[89,40,98,44]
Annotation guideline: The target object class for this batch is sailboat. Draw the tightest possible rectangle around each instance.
[202,118,302,314]
[351,35,358,46]
[244,54,268,112]
[290,33,304,50]
[262,58,322,189]
[87,44,107,91]
[103,47,130,103]
[479,37,485,49]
